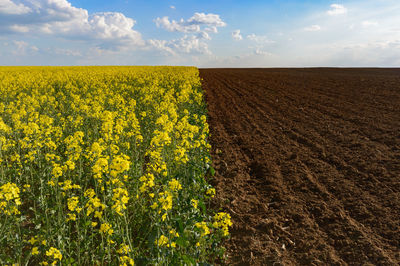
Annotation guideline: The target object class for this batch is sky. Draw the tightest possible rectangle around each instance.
[0,0,400,67]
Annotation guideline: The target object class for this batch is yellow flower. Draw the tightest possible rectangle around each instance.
[0,183,21,215]
[120,255,135,266]
[195,222,210,236]
[84,188,96,198]
[67,196,79,212]
[32,247,39,255]
[46,247,62,261]
[94,211,102,218]
[213,212,232,236]
[66,213,76,222]
[112,187,129,216]
[117,243,131,254]
[100,223,113,236]
[51,164,63,178]
[206,188,216,197]
[191,199,198,209]
[158,191,173,211]
[28,237,37,245]
[169,229,179,237]
[155,235,169,247]
[168,179,182,192]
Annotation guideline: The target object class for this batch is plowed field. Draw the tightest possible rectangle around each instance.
[200,68,400,265]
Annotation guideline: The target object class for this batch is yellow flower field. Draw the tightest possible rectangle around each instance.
[0,66,231,265]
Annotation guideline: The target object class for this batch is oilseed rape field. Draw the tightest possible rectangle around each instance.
[0,66,231,265]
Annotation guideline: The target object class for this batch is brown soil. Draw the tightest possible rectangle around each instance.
[199,68,400,265]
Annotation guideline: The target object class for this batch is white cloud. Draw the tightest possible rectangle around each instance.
[154,12,226,33]
[149,35,211,55]
[246,33,274,44]
[170,5,175,10]
[327,4,347,15]
[232,29,242,41]
[30,45,39,52]
[152,12,226,56]
[147,39,175,55]
[9,24,29,32]
[204,26,218,33]
[304,25,321,31]
[188,13,226,27]
[172,35,211,54]
[155,16,199,33]
[246,34,274,59]
[88,12,142,45]
[197,31,211,40]
[12,40,28,54]
[12,40,38,55]
[0,0,143,49]
[0,0,31,15]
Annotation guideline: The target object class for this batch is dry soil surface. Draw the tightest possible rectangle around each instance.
[200,68,400,265]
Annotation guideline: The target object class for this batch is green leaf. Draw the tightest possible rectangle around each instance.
[175,236,189,248]
[182,255,196,264]
[209,166,215,176]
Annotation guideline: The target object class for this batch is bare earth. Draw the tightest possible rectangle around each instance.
[200,68,400,265]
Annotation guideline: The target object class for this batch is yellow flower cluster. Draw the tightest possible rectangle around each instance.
[213,212,233,236]
[45,247,62,265]
[195,221,210,236]
[0,66,228,264]
[100,222,114,236]
[0,183,21,215]
[112,187,129,216]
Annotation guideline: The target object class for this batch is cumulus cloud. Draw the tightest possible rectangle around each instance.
[155,16,199,33]
[0,0,143,48]
[9,24,29,33]
[152,12,226,55]
[154,12,226,33]
[170,5,175,10]
[188,13,226,27]
[232,29,242,41]
[327,4,347,15]
[87,12,143,46]
[0,0,31,15]
[304,25,321,32]
[148,35,211,55]
[197,31,211,40]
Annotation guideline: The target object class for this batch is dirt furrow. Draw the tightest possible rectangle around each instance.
[200,68,400,265]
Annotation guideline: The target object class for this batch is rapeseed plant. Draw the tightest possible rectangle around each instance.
[0,66,231,265]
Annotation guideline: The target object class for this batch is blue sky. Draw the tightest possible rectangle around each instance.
[1,0,400,66]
